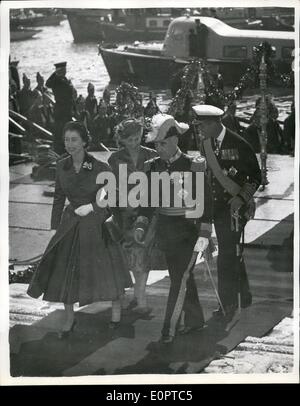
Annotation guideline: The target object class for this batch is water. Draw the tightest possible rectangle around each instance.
[10,20,109,98]
[10,19,171,109]
[10,19,293,118]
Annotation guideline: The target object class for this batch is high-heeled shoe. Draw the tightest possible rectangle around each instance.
[58,319,77,339]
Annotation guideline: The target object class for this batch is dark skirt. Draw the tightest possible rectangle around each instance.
[27,206,132,306]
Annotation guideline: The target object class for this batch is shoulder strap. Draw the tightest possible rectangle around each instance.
[203,138,241,197]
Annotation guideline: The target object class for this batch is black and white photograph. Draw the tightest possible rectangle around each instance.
[0,0,299,384]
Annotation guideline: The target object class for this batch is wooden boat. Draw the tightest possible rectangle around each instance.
[10,27,42,42]
[99,16,294,88]
[10,12,65,27]
[66,8,180,43]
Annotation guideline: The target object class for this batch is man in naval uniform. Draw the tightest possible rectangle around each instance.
[192,104,262,321]
[134,113,212,343]
[46,62,75,155]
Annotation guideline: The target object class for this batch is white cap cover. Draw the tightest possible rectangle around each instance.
[192,104,224,117]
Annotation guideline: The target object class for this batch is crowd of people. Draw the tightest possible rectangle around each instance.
[9,61,160,155]
[9,60,295,157]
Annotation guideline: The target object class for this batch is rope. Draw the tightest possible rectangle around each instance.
[10,254,42,265]
[9,225,51,231]
[9,200,52,206]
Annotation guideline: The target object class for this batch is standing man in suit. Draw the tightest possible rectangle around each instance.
[192,105,261,321]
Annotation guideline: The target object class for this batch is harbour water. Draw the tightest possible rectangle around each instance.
[10,20,110,97]
[10,19,172,109]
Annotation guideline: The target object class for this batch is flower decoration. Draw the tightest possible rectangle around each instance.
[82,161,93,170]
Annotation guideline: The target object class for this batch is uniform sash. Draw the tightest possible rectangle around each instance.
[203,138,241,197]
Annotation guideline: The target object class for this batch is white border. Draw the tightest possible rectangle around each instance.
[0,0,299,386]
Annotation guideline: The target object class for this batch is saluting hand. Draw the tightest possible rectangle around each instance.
[75,204,94,217]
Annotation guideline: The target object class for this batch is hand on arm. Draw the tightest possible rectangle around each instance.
[74,203,94,217]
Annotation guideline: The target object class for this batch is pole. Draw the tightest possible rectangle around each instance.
[258,54,269,190]
[203,254,226,316]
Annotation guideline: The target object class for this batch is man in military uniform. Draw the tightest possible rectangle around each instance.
[134,113,212,343]
[46,62,75,154]
[192,105,261,321]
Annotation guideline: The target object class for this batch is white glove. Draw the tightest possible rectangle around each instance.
[75,203,94,217]
[193,237,209,253]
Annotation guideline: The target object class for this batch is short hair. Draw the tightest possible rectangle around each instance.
[115,118,143,140]
[63,121,89,146]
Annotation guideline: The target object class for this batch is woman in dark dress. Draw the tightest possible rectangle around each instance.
[108,119,157,314]
[27,121,132,336]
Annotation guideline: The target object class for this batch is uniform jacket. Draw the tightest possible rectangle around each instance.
[209,128,261,205]
[138,150,213,243]
[46,72,74,116]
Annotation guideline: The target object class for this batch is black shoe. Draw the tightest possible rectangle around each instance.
[160,335,174,344]
[58,319,77,339]
[177,324,207,335]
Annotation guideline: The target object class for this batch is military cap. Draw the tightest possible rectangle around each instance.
[145,113,189,143]
[87,82,94,91]
[54,61,67,69]
[192,104,224,120]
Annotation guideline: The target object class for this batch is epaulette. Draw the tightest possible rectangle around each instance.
[190,155,206,172]
[143,156,160,172]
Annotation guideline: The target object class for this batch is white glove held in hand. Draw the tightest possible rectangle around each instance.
[75,203,94,217]
[193,237,209,252]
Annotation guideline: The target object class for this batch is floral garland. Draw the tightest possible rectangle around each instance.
[115,81,144,122]
[169,41,293,114]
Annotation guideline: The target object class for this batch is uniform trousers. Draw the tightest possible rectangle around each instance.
[213,202,251,309]
[158,216,205,337]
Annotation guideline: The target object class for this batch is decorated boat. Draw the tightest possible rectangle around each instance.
[99,16,294,88]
